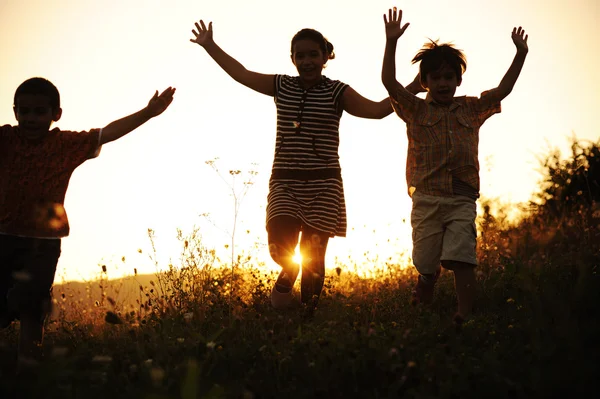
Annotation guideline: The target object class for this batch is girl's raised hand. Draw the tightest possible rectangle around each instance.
[383,7,410,40]
[511,26,529,53]
[146,87,176,117]
[190,20,214,47]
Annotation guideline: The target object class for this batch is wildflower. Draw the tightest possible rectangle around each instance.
[177,338,185,343]
[506,298,515,303]
[206,341,216,350]
[105,311,123,325]
[407,361,417,368]
[144,359,153,367]
[389,348,398,357]
[489,330,496,335]
[508,324,514,329]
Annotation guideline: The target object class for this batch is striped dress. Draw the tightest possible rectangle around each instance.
[266,75,349,237]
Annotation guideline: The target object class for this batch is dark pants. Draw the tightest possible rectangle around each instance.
[0,234,61,324]
[267,216,330,306]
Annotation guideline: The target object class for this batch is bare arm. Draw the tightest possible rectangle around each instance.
[341,88,392,119]
[341,75,423,119]
[100,87,175,145]
[381,8,412,98]
[495,27,529,100]
[191,20,275,97]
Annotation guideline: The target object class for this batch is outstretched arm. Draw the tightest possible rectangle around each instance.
[190,20,275,96]
[100,87,175,145]
[341,75,424,119]
[495,27,529,100]
[381,7,411,96]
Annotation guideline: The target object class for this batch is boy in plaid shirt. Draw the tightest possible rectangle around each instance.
[381,7,528,322]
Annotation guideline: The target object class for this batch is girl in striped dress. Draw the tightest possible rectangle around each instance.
[191,20,423,315]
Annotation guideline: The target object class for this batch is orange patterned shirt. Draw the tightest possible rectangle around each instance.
[390,88,502,198]
[0,125,101,238]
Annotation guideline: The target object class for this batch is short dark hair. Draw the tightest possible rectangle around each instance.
[291,29,335,60]
[412,40,467,86]
[14,77,60,110]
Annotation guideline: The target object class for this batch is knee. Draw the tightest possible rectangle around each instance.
[268,243,281,263]
[441,260,476,270]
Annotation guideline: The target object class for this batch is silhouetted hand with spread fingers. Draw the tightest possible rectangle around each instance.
[383,7,410,41]
[511,26,529,53]
[190,20,214,47]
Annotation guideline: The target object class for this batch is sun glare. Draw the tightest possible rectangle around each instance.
[292,248,302,265]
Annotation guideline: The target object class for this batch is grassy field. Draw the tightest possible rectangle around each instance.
[1,201,598,399]
[1,141,599,398]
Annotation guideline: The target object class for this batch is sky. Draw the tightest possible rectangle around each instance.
[0,0,598,282]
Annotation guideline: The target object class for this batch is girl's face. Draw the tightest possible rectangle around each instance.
[291,39,328,87]
[423,64,460,105]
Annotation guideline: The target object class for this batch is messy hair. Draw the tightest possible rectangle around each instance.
[412,40,467,85]
[291,28,335,60]
[14,77,61,110]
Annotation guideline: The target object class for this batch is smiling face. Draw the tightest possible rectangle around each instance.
[14,94,62,139]
[291,39,328,87]
[423,63,460,105]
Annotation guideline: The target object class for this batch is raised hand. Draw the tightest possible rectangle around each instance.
[190,20,214,47]
[383,7,410,40]
[146,87,176,118]
[511,26,529,53]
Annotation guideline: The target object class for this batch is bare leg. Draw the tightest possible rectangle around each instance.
[299,229,329,311]
[442,260,477,320]
[267,217,302,308]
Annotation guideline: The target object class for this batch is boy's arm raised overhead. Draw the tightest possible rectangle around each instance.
[381,7,420,123]
[100,87,175,145]
[191,20,275,97]
[381,7,410,95]
[494,27,529,100]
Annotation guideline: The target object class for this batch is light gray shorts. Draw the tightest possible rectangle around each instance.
[410,192,477,275]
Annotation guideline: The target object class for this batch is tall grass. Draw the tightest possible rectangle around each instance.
[1,141,599,398]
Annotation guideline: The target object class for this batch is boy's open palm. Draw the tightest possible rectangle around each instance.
[511,26,529,52]
[190,20,214,47]
[384,7,410,40]
[146,87,175,117]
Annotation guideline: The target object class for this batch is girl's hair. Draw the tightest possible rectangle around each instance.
[14,77,60,110]
[412,40,467,85]
[291,29,335,60]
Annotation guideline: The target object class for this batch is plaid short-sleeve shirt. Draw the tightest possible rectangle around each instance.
[390,88,502,198]
[0,125,101,238]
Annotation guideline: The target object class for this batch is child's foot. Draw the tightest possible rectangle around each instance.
[271,272,296,310]
[411,269,441,305]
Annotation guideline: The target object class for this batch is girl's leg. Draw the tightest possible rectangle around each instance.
[267,216,301,294]
[299,227,329,310]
